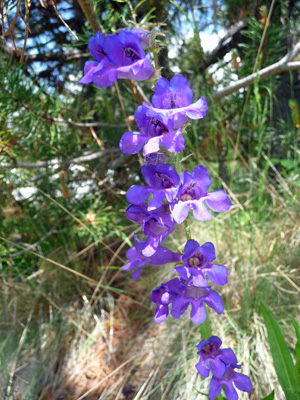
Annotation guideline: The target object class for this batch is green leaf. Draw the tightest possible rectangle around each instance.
[261,303,300,400]
[262,391,275,400]
[292,319,300,359]
[292,318,300,384]
[200,306,212,340]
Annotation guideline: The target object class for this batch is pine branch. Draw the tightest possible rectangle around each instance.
[210,42,300,102]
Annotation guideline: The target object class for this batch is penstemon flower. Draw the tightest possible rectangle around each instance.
[126,163,180,210]
[79,30,155,88]
[195,336,252,400]
[175,239,228,287]
[170,165,232,224]
[142,74,207,129]
[121,234,182,280]
[151,279,224,324]
[209,364,252,400]
[119,105,185,155]
[195,336,237,378]
[125,204,176,256]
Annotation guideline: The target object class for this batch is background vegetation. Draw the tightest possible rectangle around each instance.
[0,0,300,399]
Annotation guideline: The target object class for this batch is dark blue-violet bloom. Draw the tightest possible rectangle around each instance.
[209,364,252,400]
[152,280,223,324]
[175,240,228,287]
[151,277,183,323]
[170,165,231,224]
[126,204,176,257]
[126,163,180,211]
[195,336,237,378]
[142,75,207,129]
[122,234,182,280]
[79,30,155,88]
[120,105,185,155]
[171,285,224,324]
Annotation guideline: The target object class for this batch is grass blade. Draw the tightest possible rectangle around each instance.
[261,303,300,400]
[292,318,300,384]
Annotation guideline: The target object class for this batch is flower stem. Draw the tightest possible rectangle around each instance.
[184,220,191,241]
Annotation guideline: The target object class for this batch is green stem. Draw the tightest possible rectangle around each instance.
[184,220,191,241]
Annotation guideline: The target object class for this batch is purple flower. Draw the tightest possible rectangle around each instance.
[171,285,224,324]
[151,277,183,323]
[170,165,231,224]
[152,279,224,324]
[142,75,207,129]
[126,163,180,211]
[79,30,155,88]
[120,105,185,155]
[175,240,228,287]
[209,364,252,400]
[122,234,182,280]
[195,336,237,378]
[126,204,177,256]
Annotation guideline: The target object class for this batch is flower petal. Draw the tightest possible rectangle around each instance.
[209,377,223,400]
[118,58,155,81]
[171,293,189,319]
[126,185,151,205]
[154,303,169,323]
[210,358,227,378]
[78,61,98,84]
[204,289,224,315]
[184,97,207,120]
[141,235,160,257]
[190,301,207,324]
[234,372,252,392]
[191,165,211,191]
[170,201,191,224]
[200,242,216,262]
[148,190,164,210]
[195,360,210,378]
[220,348,238,365]
[191,200,213,221]
[92,61,118,87]
[162,129,185,153]
[205,190,232,213]
[143,136,161,155]
[224,382,238,400]
[120,131,146,154]
[206,264,228,286]
[175,265,190,280]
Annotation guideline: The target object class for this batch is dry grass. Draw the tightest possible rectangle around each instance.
[1,160,299,400]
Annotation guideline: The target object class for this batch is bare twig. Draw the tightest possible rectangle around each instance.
[54,118,131,128]
[77,0,104,34]
[210,41,300,102]
[0,149,120,169]
[49,0,79,40]
[8,220,61,258]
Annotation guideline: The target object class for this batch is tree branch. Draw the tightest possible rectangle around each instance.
[0,149,120,169]
[25,49,90,63]
[210,42,300,102]
[203,21,247,70]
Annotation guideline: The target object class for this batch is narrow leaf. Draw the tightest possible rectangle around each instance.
[262,391,275,400]
[292,318,300,384]
[261,303,300,400]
